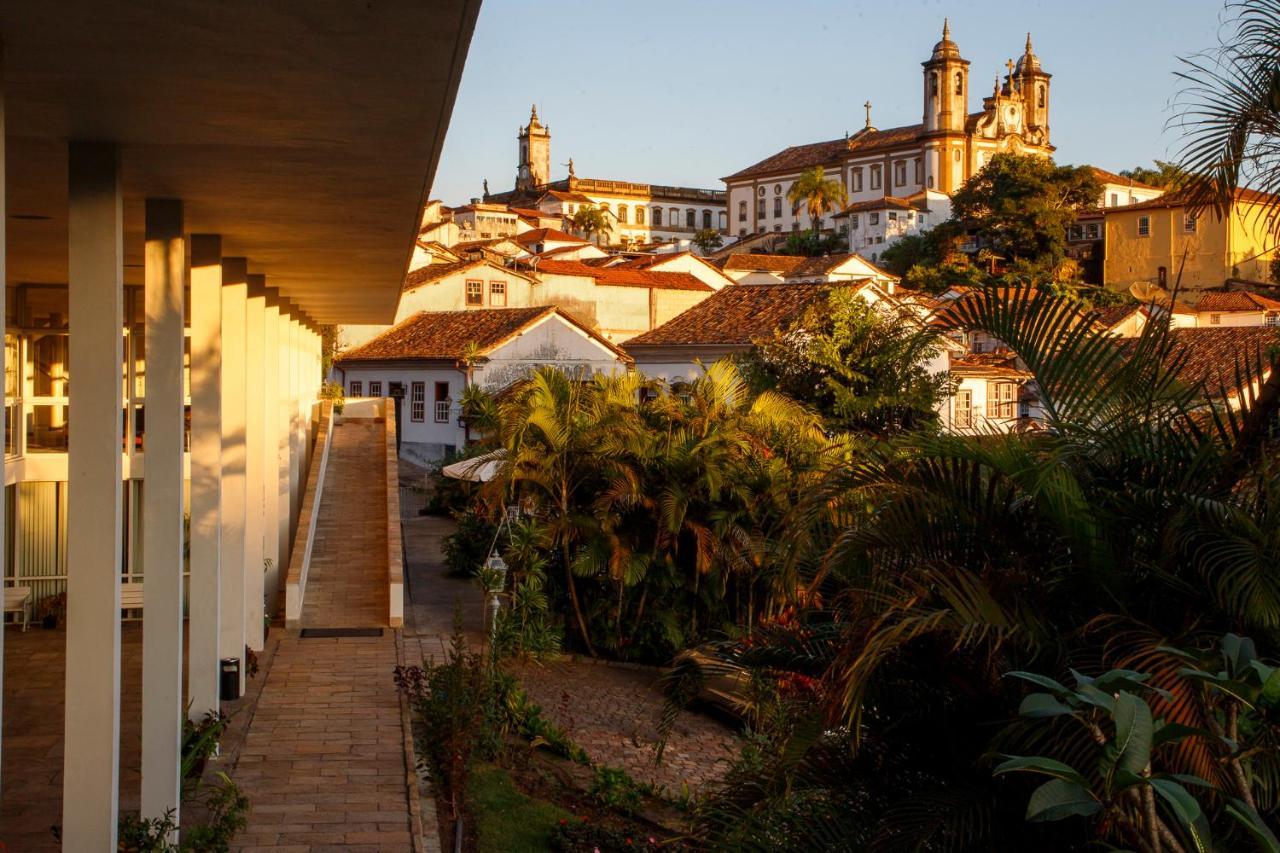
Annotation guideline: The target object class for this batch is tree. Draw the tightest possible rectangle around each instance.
[777,230,846,258]
[949,153,1101,264]
[569,205,613,246]
[739,289,949,434]
[692,228,724,254]
[787,166,848,237]
[1120,160,1187,189]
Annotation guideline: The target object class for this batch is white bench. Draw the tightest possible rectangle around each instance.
[4,586,32,631]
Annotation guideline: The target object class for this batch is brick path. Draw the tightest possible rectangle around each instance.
[398,466,739,797]
[231,419,418,852]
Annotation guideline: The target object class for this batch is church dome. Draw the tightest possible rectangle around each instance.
[1015,34,1042,74]
[929,19,961,61]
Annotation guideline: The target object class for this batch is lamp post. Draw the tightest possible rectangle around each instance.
[484,552,508,644]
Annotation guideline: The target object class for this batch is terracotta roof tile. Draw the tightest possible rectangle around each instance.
[533,259,713,292]
[514,227,584,246]
[403,258,534,291]
[835,195,925,215]
[720,254,806,274]
[1129,327,1280,390]
[1107,185,1280,213]
[1194,290,1280,313]
[338,307,554,362]
[1089,167,1164,192]
[722,123,923,182]
[623,283,828,348]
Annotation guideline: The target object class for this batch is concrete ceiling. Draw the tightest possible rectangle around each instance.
[3,0,480,324]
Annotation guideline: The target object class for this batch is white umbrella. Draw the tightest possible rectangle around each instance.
[441,448,506,482]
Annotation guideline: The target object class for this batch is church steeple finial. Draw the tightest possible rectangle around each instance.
[1025,32,1033,53]
[530,103,539,123]
[942,17,950,41]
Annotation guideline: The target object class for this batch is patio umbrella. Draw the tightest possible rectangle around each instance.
[441,448,506,483]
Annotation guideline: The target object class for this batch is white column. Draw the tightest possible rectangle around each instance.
[219,259,248,695]
[140,198,186,829]
[289,315,303,539]
[261,292,280,615]
[0,46,7,798]
[244,277,266,650]
[63,140,124,850]
[276,302,292,570]
[187,235,222,720]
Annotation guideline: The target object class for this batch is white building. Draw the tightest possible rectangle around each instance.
[335,307,631,463]
[834,190,953,262]
[715,252,899,287]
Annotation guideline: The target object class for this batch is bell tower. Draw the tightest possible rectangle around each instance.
[516,105,551,191]
[922,19,969,134]
[1016,34,1051,143]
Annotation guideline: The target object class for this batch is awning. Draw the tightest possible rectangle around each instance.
[441,449,506,482]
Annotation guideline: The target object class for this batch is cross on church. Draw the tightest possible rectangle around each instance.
[864,101,872,129]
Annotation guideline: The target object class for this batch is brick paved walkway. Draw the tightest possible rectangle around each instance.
[231,419,419,852]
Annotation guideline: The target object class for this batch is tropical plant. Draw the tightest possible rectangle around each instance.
[1120,160,1188,189]
[569,205,613,245]
[787,166,848,237]
[692,227,724,254]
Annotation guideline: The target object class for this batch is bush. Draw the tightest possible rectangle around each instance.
[587,765,644,816]
[551,816,660,852]
[442,509,497,577]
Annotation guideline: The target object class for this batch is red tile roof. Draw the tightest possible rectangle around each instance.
[1138,327,1280,390]
[949,351,1033,380]
[722,123,923,182]
[403,258,534,291]
[835,195,925,215]
[509,206,555,220]
[337,306,630,364]
[514,227,584,247]
[544,189,594,204]
[1107,186,1280,213]
[1089,167,1163,192]
[623,283,828,348]
[533,259,713,292]
[1194,290,1280,313]
[786,253,891,280]
[719,254,806,274]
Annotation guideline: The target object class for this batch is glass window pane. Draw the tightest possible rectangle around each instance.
[29,333,69,398]
[26,404,69,452]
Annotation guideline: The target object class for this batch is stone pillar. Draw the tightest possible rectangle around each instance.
[140,199,186,830]
[244,277,266,650]
[219,259,248,695]
[262,292,280,614]
[63,140,124,849]
[188,235,222,721]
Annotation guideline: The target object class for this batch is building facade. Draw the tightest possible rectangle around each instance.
[723,23,1053,238]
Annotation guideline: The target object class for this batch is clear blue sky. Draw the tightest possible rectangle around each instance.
[433,0,1224,205]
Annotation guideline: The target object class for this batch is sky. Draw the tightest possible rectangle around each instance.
[432,0,1225,205]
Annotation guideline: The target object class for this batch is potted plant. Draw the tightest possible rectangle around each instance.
[37,591,67,629]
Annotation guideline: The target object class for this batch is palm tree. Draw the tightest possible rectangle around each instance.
[787,166,848,237]
[569,204,613,246]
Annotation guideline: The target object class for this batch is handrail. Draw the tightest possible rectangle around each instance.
[284,400,334,627]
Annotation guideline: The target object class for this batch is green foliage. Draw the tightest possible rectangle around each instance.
[1120,160,1187,189]
[787,166,848,235]
[442,508,497,577]
[493,521,563,658]
[551,816,661,852]
[587,765,645,815]
[470,762,572,853]
[319,380,345,415]
[692,227,724,254]
[498,675,591,764]
[569,205,613,245]
[776,230,846,257]
[949,153,1101,264]
[738,288,950,434]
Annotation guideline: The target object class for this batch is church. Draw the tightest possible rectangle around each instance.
[488,106,728,248]
[722,22,1054,239]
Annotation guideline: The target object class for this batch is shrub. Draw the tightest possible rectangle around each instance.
[551,816,660,852]
[587,765,644,816]
[442,508,497,577]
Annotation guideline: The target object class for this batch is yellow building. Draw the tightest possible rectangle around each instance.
[1103,188,1279,292]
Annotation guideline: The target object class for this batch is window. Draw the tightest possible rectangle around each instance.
[349,380,363,396]
[669,207,679,226]
[1209,313,1222,325]
[919,214,927,226]
[489,280,507,306]
[368,380,382,398]
[870,164,882,190]
[1110,193,1119,207]
[736,202,745,223]
[434,381,450,422]
[1158,267,1168,287]
[987,381,1016,419]
[1085,223,1100,240]
[1183,213,1197,233]
[655,206,664,226]
[954,389,972,428]
[1266,312,1280,327]
[703,209,712,229]
[954,71,963,95]
[869,212,880,225]
[1069,224,1083,241]
[566,203,575,214]
[1137,216,1150,237]
[894,160,906,186]
[635,206,645,225]
[739,227,747,237]
[914,158,923,184]
[930,71,939,95]
[756,199,766,220]
[1037,84,1045,109]
[888,211,898,221]
[850,214,859,229]
[617,204,628,224]
[466,279,484,305]
[851,168,863,192]
[719,211,728,230]
[773,197,782,218]
[686,208,696,228]
[410,382,425,422]
[774,224,782,232]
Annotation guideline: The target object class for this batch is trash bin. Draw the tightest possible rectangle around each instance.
[220,657,241,701]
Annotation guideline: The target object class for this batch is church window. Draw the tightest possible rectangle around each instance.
[757,186,766,197]
[930,72,938,96]
[773,197,782,218]
[774,183,782,194]
[686,208,696,228]
[756,199,765,220]
[655,207,665,226]
[851,168,863,192]
[617,204,628,224]
[636,206,645,225]
[914,158,923,184]
[735,203,743,223]
[703,210,713,229]
[1037,85,1045,109]
[894,161,906,186]
[1137,216,1150,237]
[954,71,963,95]
[1183,213,1197,233]
[870,165,882,190]
[954,149,962,162]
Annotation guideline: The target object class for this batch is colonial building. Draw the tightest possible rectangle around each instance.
[715,252,898,287]
[833,190,952,262]
[723,23,1053,238]
[489,107,728,248]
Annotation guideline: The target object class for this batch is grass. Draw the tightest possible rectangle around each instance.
[471,761,571,853]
